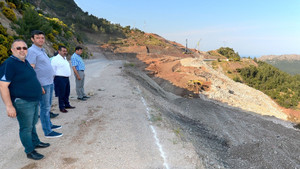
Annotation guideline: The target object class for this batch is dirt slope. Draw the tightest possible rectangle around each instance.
[124,58,300,169]
[106,45,289,121]
[101,44,300,168]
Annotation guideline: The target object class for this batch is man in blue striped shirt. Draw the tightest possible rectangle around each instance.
[71,46,90,101]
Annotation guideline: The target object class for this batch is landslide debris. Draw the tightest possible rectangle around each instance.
[101,32,289,121]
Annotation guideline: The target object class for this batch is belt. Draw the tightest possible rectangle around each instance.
[55,76,69,78]
[77,70,84,71]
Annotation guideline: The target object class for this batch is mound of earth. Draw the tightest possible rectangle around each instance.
[100,38,297,122]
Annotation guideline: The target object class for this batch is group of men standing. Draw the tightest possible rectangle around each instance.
[0,30,89,160]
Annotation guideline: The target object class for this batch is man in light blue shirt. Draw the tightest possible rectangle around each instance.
[27,30,62,138]
[71,46,90,101]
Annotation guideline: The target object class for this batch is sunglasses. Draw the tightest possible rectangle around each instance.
[16,47,28,50]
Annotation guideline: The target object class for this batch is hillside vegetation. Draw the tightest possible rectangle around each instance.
[259,54,300,75]
[210,48,300,109]
[0,0,85,62]
[263,60,300,75]
[208,47,241,61]
[238,61,300,108]
[27,0,128,43]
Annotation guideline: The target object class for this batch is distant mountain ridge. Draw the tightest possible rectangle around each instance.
[258,54,300,75]
[259,54,300,61]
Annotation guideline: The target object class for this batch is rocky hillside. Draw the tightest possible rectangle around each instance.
[100,33,294,122]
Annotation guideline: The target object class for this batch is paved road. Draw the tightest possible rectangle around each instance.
[0,54,201,169]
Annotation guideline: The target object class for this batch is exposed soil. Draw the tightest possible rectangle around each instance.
[102,41,293,122]
[101,43,300,168]
[123,60,300,169]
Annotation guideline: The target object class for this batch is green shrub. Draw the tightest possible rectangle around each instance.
[233,76,242,83]
[5,0,23,10]
[0,2,5,8]
[65,31,73,39]
[0,24,7,35]
[0,44,9,64]
[217,47,240,61]
[52,29,59,35]
[124,62,135,67]
[6,35,13,49]
[47,33,55,42]
[0,34,8,45]
[7,2,16,9]
[52,43,58,50]
[2,7,16,21]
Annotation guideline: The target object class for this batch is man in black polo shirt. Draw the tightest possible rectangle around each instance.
[0,39,50,160]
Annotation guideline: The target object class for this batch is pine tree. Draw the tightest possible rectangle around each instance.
[15,6,52,44]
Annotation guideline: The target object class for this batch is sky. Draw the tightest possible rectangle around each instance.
[74,0,300,57]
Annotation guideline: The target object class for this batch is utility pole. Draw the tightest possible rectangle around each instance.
[185,39,188,53]
[197,39,202,51]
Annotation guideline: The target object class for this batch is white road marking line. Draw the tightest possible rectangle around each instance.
[138,87,170,169]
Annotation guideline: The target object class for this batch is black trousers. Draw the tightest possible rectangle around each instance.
[54,76,70,110]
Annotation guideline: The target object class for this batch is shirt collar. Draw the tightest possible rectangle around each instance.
[57,54,66,60]
[10,55,23,62]
[75,53,81,57]
[32,44,45,52]
[10,55,30,65]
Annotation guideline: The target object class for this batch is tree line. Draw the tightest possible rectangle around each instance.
[238,61,300,108]
[0,0,86,63]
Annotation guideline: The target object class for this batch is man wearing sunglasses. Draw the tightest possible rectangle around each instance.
[0,39,50,160]
[26,30,63,138]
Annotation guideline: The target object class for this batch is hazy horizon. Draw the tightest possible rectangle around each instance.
[74,0,300,57]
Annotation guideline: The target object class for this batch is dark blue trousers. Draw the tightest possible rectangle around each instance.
[54,76,70,110]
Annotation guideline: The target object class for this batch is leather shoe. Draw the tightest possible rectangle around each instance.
[77,97,87,101]
[83,96,90,99]
[60,109,68,113]
[65,106,75,109]
[35,142,50,149]
[27,150,44,160]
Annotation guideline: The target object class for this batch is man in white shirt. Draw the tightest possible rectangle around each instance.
[51,46,75,113]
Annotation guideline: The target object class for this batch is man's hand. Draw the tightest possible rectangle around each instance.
[72,66,81,80]
[0,81,16,118]
[42,87,45,94]
[6,105,16,118]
